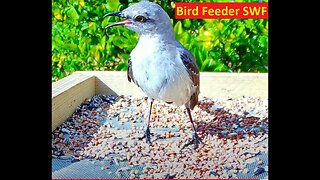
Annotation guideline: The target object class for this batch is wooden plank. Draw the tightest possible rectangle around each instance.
[52,72,95,131]
[77,71,268,99]
[52,71,268,131]
[78,71,146,97]
[199,72,268,99]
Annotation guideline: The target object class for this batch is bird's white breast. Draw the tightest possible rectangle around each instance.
[130,36,195,106]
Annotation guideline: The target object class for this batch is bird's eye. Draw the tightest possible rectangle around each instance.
[135,15,147,22]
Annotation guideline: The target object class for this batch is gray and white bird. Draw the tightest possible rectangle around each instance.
[104,1,203,149]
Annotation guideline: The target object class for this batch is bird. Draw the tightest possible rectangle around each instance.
[104,1,203,149]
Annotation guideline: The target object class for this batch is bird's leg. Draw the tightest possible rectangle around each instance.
[139,98,154,144]
[182,107,204,150]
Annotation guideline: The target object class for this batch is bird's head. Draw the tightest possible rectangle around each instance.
[104,1,173,36]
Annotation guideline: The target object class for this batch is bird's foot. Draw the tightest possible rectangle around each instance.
[181,132,205,150]
[138,128,153,144]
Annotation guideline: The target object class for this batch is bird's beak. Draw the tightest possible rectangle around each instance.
[104,11,132,29]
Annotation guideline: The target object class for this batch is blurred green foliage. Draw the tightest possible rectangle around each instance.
[52,0,268,82]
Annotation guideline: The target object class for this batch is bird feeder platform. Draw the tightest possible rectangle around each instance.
[52,71,268,179]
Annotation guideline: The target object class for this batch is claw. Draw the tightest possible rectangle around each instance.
[164,173,176,179]
[181,132,205,150]
[138,128,153,144]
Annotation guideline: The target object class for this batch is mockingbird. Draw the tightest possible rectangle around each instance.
[104,1,203,149]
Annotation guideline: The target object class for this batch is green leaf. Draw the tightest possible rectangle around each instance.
[201,58,214,71]
[173,21,183,35]
[213,39,220,47]
[100,36,106,49]
[51,0,268,82]
[67,6,79,21]
[65,44,78,50]
[101,18,109,28]
[259,36,268,48]
[183,19,191,29]
[107,0,120,12]
[236,26,245,37]
[88,22,98,35]
[112,36,127,48]
[214,64,228,72]
[193,46,203,67]
[224,43,231,53]
[116,62,127,71]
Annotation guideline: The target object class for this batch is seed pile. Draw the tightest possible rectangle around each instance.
[52,95,116,160]
[52,95,268,179]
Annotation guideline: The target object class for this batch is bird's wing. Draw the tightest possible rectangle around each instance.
[127,57,139,87]
[127,57,133,82]
[178,47,200,110]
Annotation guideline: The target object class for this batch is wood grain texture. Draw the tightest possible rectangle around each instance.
[78,71,145,97]
[52,72,95,131]
[198,72,268,99]
[77,71,268,99]
[52,71,268,131]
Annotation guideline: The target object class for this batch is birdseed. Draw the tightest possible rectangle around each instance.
[52,94,268,179]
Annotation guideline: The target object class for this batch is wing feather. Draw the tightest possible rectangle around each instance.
[178,48,200,110]
[127,57,140,87]
[127,57,133,82]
